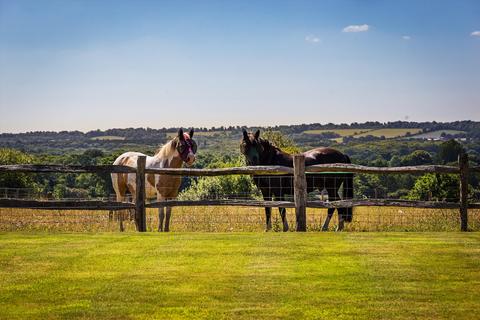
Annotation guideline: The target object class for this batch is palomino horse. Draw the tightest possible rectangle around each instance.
[111,128,197,231]
[240,129,353,231]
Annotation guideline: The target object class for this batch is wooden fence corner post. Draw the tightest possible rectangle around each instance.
[459,153,469,232]
[293,154,307,232]
[135,156,147,232]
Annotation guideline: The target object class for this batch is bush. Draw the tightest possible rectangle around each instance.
[407,174,460,201]
[179,156,259,200]
[0,148,39,190]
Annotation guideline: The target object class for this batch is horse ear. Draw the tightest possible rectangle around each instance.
[254,129,260,140]
[177,128,184,140]
[242,129,249,141]
[189,128,194,138]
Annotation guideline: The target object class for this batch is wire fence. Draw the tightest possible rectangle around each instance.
[1,172,479,232]
[1,207,479,232]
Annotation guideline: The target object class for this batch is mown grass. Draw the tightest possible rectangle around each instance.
[0,232,479,319]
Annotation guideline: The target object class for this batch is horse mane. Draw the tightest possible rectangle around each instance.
[259,138,280,153]
[154,138,177,159]
[258,138,292,166]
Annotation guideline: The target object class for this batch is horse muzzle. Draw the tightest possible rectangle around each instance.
[184,153,196,167]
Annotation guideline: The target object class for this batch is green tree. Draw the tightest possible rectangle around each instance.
[401,150,433,166]
[179,156,258,200]
[0,148,38,190]
[262,130,300,154]
[407,174,460,201]
[438,139,464,164]
[389,155,402,167]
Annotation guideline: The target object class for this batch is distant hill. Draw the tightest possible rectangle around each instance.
[1,121,478,154]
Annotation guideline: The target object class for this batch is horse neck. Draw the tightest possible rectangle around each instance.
[153,140,184,168]
[260,140,293,167]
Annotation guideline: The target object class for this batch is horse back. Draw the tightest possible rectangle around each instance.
[303,147,350,165]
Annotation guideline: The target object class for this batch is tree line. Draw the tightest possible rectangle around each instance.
[1,130,479,203]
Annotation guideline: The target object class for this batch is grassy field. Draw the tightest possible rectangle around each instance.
[0,232,479,319]
[166,131,226,138]
[408,130,466,139]
[352,128,422,139]
[303,129,371,136]
[301,128,423,142]
[1,206,479,232]
[89,135,126,141]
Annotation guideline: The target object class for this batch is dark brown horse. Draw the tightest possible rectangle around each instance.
[240,129,353,231]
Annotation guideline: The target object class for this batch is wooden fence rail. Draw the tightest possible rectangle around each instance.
[0,163,470,176]
[0,154,476,232]
[0,164,136,174]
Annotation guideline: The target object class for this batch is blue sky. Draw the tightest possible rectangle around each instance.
[0,0,479,132]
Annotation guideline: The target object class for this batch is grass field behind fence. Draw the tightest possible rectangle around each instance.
[0,232,479,320]
[1,207,479,232]
[302,128,423,139]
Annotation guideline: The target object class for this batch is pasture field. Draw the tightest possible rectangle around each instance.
[302,129,371,136]
[89,135,126,141]
[1,206,479,232]
[301,128,423,142]
[407,130,466,139]
[0,232,479,320]
[166,131,226,138]
[352,128,422,139]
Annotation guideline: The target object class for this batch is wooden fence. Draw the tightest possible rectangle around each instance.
[0,154,479,232]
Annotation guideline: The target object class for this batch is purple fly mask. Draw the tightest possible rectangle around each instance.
[176,130,197,166]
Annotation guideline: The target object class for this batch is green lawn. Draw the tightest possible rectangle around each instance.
[0,233,479,320]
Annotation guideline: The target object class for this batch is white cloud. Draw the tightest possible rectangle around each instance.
[402,35,411,40]
[471,31,480,37]
[342,24,369,33]
[305,35,320,43]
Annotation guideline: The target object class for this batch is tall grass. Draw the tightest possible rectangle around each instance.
[1,206,479,232]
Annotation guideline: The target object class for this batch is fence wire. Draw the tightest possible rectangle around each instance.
[1,207,479,232]
[1,173,479,232]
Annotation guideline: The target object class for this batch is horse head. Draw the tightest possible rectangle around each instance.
[240,129,267,165]
[174,128,197,166]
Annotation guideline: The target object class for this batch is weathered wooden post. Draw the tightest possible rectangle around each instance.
[459,153,469,232]
[135,156,147,232]
[293,154,307,232]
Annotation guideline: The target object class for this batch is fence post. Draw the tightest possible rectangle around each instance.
[293,154,307,232]
[459,153,469,232]
[135,156,147,232]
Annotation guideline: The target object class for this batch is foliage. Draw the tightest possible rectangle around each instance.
[407,173,460,201]
[438,139,465,163]
[261,129,301,154]
[1,122,479,201]
[0,148,38,190]
[400,150,433,166]
[179,155,259,200]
